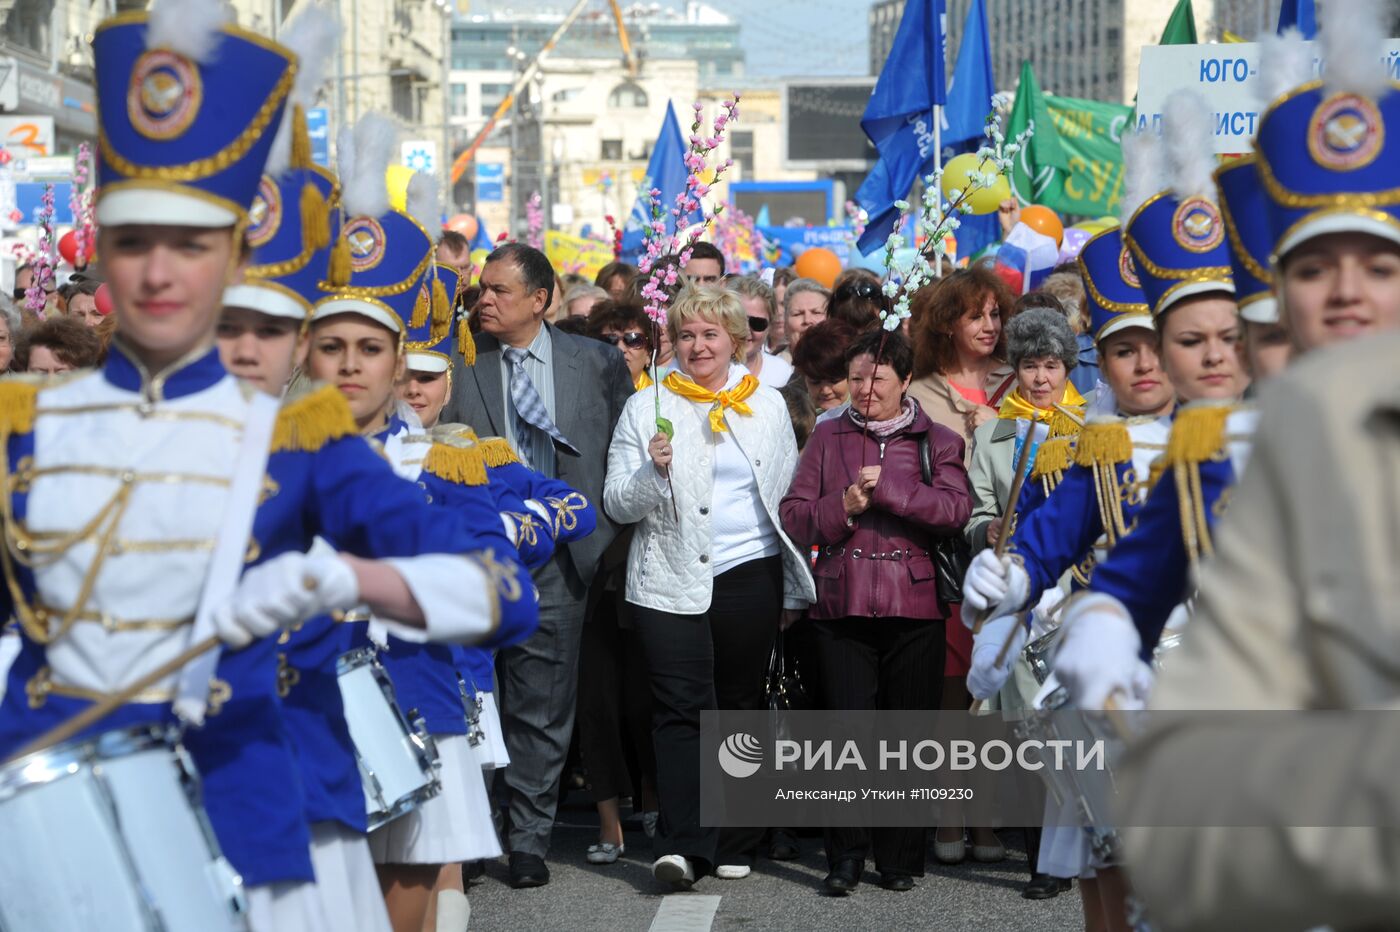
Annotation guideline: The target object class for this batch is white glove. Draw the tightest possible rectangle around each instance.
[1029,588,1064,640]
[1052,594,1143,711]
[967,613,1027,700]
[213,551,360,649]
[961,550,1031,620]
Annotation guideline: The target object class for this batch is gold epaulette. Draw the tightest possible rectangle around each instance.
[1163,403,1233,467]
[435,423,521,468]
[272,383,358,452]
[1073,419,1131,468]
[423,441,489,486]
[1048,408,1083,439]
[1031,436,1075,480]
[1147,454,1169,489]
[0,379,38,436]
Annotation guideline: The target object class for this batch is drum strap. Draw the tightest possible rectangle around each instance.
[174,392,281,725]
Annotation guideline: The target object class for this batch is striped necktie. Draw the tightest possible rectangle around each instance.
[503,346,579,459]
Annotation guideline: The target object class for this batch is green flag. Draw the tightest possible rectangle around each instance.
[1159,0,1198,45]
[1007,60,1134,218]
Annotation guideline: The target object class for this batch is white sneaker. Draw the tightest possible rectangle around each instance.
[652,854,696,888]
[715,864,751,879]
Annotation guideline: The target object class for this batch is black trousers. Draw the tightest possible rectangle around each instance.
[576,589,656,803]
[632,556,782,873]
[810,617,946,876]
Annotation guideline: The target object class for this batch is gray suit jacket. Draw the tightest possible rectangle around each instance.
[444,323,634,588]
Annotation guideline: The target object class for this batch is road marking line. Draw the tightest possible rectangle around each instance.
[648,894,721,932]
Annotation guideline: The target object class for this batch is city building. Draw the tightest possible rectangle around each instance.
[447,1,748,238]
[870,0,1342,105]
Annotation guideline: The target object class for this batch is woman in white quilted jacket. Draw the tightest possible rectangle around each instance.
[604,284,816,890]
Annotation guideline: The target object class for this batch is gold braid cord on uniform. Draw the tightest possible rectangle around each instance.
[1074,420,1133,547]
[1163,404,1234,566]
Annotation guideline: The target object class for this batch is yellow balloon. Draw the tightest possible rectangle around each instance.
[940,154,1009,216]
[698,167,718,185]
[467,248,491,282]
[385,164,415,212]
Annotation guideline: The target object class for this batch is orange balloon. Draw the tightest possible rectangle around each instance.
[445,213,479,241]
[794,247,841,288]
[1019,205,1064,248]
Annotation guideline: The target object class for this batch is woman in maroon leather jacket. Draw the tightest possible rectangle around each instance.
[779,328,972,895]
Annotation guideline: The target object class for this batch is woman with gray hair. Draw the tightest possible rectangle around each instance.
[0,295,20,372]
[963,307,1085,554]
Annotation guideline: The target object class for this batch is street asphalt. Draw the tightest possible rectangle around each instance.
[463,806,1083,931]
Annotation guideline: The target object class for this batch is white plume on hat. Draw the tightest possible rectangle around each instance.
[405,171,441,234]
[1162,89,1216,200]
[266,2,340,177]
[146,0,231,64]
[1321,0,1391,99]
[1254,27,1313,106]
[1119,128,1165,224]
[338,113,396,219]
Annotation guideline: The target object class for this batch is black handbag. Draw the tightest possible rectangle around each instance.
[920,432,970,604]
[764,631,811,713]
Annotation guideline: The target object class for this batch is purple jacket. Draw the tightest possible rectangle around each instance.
[779,405,972,621]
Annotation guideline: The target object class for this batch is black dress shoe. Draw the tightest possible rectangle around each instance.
[880,872,914,892]
[1022,872,1071,899]
[768,829,800,861]
[508,852,551,889]
[822,858,863,895]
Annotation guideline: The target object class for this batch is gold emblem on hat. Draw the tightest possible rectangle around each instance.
[246,175,282,249]
[342,217,387,272]
[1171,197,1225,254]
[127,49,202,141]
[1308,93,1384,172]
[1118,244,1140,288]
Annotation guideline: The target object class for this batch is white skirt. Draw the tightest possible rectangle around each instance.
[0,632,20,705]
[460,737,504,861]
[367,734,484,865]
[309,822,391,932]
[478,692,510,770]
[1038,794,1093,880]
[245,879,330,932]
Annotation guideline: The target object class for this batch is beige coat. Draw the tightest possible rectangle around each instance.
[906,365,1015,466]
[1119,331,1400,931]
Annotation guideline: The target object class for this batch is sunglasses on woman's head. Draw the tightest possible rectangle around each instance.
[604,331,648,349]
[834,280,881,300]
[747,316,770,333]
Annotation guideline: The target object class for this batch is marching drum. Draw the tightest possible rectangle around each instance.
[0,725,246,932]
[336,647,441,831]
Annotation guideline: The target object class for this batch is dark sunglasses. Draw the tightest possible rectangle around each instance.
[834,280,881,300]
[747,315,770,333]
[604,331,648,349]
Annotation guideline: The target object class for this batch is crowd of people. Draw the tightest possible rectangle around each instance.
[4,2,1400,931]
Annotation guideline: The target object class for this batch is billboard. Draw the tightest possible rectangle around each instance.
[783,80,876,169]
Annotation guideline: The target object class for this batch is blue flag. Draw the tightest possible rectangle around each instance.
[1276,0,1316,38]
[942,0,995,148]
[853,0,948,256]
[621,102,701,260]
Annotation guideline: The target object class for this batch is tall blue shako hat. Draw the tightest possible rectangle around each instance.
[405,263,465,373]
[312,113,448,339]
[1124,89,1235,318]
[1252,2,1400,261]
[93,0,296,228]
[1077,227,1153,342]
[223,5,341,321]
[1213,156,1278,325]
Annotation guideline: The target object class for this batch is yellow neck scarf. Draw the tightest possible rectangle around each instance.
[635,369,654,391]
[663,370,759,432]
[997,382,1087,437]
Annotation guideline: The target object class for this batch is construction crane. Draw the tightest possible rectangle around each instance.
[448,0,638,186]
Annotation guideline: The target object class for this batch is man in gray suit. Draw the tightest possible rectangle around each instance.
[445,243,633,887]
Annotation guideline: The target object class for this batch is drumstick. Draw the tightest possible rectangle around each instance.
[3,635,222,765]
[969,422,1046,636]
[1052,403,1085,427]
[1101,690,1134,742]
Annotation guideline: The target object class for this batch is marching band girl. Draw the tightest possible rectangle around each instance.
[0,6,532,930]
